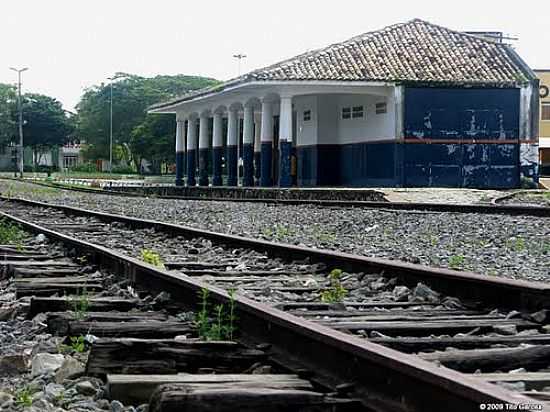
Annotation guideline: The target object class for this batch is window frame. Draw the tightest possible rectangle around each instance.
[341,105,365,120]
[542,102,550,121]
[375,102,387,115]
[303,109,311,122]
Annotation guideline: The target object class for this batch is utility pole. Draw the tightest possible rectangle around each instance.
[232,54,246,186]
[9,67,28,178]
[107,77,114,175]
[233,54,247,77]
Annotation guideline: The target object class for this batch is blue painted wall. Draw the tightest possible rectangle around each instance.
[403,87,521,188]
[297,143,397,187]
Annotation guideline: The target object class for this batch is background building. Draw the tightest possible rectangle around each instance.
[536,70,550,176]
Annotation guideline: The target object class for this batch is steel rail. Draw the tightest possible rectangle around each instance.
[2,195,550,312]
[0,205,537,412]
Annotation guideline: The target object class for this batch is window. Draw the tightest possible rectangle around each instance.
[303,110,311,121]
[542,103,550,121]
[63,156,78,168]
[342,106,364,120]
[352,106,364,118]
[342,107,351,119]
[375,102,387,114]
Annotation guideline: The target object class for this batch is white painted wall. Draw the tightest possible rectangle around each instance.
[294,91,396,147]
[294,95,318,146]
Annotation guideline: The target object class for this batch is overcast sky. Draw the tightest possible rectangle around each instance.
[2,0,549,110]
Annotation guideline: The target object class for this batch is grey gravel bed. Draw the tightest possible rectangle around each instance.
[1,180,549,282]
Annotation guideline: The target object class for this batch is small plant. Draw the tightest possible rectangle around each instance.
[195,288,237,341]
[448,255,465,269]
[0,218,25,245]
[140,249,165,268]
[321,268,348,303]
[69,335,86,353]
[71,287,90,320]
[14,386,33,407]
[505,237,527,252]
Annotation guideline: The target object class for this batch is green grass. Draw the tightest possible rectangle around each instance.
[0,218,26,246]
[140,249,165,268]
[14,386,34,407]
[448,255,465,270]
[196,288,237,341]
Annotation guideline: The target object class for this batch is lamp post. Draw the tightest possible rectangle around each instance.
[233,54,247,77]
[107,76,114,175]
[9,67,28,178]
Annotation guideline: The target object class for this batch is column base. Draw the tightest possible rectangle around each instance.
[175,151,184,186]
[279,141,292,187]
[254,151,261,182]
[186,149,196,187]
[212,146,223,186]
[260,142,272,187]
[227,145,238,187]
[243,144,254,187]
[198,148,209,187]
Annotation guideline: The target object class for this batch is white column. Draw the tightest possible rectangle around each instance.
[175,120,184,152]
[243,106,254,145]
[279,96,293,187]
[260,101,273,144]
[279,96,292,143]
[199,114,209,149]
[227,108,238,146]
[213,112,223,147]
[187,117,198,151]
[227,107,239,185]
[254,115,261,151]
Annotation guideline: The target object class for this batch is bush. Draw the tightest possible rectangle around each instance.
[24,165,57,173]
[112,164,136,174]
[70,163,98,173]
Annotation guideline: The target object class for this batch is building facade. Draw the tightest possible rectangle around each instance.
[536,70,550,175]
[150,19,539,188]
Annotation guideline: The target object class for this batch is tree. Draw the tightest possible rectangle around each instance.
[21,94,74,168]
[130,114,175,173]
[76,73,219,169]
[0,83,17,146]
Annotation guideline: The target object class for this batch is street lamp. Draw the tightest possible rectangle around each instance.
[106,74,127,175]
[233,54,247,77]
[9,67,28,178]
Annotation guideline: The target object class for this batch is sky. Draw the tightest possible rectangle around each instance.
[1,0,549,111]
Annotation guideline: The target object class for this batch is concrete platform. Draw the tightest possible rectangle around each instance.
[109,185,387,202]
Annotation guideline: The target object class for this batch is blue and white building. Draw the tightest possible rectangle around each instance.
[149,19,540,189]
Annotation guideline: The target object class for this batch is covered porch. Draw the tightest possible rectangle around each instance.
[149,81,399,187]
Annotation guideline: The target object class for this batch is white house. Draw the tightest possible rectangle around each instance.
[149,19,539,189]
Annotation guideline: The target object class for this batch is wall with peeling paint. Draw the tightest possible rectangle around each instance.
[403,87,522,188]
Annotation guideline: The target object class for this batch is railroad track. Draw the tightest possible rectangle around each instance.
[6,177,550,216]
[0,196,548,411]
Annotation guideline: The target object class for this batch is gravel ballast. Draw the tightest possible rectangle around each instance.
[1,180,549,282]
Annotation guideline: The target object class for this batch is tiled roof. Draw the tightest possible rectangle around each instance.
[249,19,528,83]
[150,19,533,110]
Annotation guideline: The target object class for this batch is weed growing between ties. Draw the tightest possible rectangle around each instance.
[70,287,90,320]
[68,335,86,352]
[0,217,25,246]
[196,288,237,341]
[140,249,165,268]
[14,386,34,407]
[321,268,348,303]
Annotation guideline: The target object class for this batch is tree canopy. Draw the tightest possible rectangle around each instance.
[22,93,74,149]
[0,84,73,167]
[75,73,219,169]
[0,83,17,145]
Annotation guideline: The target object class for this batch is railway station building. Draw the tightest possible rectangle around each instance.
[149,19,540,189]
